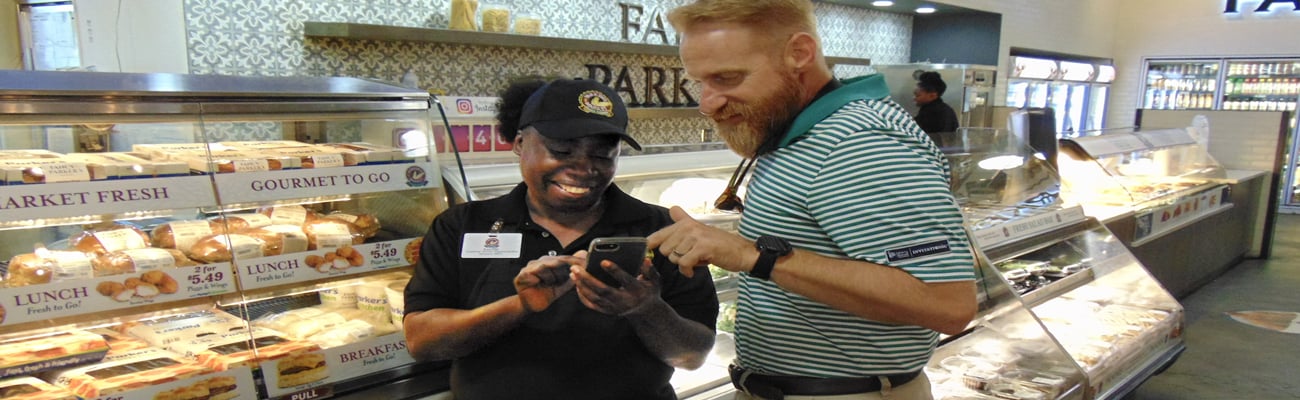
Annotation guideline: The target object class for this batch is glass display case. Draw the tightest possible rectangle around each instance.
[929,128,1185,400]
[1056,128,1231,242]
[0,70,448,400]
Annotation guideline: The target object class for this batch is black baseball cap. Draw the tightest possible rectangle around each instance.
[518,78,641,151]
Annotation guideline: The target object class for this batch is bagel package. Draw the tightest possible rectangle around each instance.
[69,224,152,256]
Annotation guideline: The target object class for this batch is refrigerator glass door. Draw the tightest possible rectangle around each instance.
[1007,80,1030,108]
[1086,85,1109,132]
[1143,60,1220,110]
[1027,81,1050,109]
[1049,82,1071,135]
[1065,83,1088,137]
[1223,59,1300,112]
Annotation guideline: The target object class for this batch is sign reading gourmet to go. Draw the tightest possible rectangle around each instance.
[213,162,437,204]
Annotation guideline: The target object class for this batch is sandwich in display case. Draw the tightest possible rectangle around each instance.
[928,128,1185,400]
[0,70,449,400]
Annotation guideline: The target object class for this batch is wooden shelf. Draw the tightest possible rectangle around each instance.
[304,22,871,66]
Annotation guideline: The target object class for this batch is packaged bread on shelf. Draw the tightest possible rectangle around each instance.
[175,328,320,372]
[253,308,328,335]
[87,329,153,358]
[151,220,227,254]
[319,142,409,164]
[41,348,211,398]
[323,211,381,238]
[241,225,310,255]
[5,250,93,286]
[256,205,318,227]
[131,143,227,161]
[176,151,296,174]
[93,248,197,276]
[187,233,272,264]
[260,147,355,168]
[0,149,64,160]
[207,213,272,232]
[0,331,110,380]
[61,152,187,179]
[69,224,152,257]
[305,319,375,348]
[0,376,79,400]
[122,310,249,349]
[0,158,94,184]
[301,218,365,250]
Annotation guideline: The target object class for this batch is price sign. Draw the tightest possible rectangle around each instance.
[237,238,419,290]
[0,264,237,326]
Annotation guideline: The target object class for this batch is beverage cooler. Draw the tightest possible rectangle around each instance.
[873,63,998,129]
[1006,56,1115,137]
[0,70,454,400]
[1139,58,1300,212]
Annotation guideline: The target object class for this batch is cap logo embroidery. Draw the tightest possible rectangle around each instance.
[577,90,615,117]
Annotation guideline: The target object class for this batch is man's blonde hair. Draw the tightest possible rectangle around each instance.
[667,0,819,46]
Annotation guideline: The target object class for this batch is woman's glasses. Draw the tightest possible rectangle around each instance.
[714,158,755,212]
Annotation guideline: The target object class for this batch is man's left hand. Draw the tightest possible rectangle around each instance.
[570,255,661,316]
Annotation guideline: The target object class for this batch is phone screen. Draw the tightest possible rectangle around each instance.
[586,237,648,287]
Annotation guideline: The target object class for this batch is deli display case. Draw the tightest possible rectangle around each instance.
[0,70,449,400]
[927,128,1185,400]
[1055,128,1253,297]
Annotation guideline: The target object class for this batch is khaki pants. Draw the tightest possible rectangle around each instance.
[733,372,932,400]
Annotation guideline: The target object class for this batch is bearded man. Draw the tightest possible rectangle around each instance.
[646,1,978,399]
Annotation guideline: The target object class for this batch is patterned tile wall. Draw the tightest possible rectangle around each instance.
[185,0,911,145]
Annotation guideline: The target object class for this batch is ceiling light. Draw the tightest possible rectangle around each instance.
[916,6,937,13]
[871,0,895,6]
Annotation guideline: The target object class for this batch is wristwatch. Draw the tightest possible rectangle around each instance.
[751,235,792,280]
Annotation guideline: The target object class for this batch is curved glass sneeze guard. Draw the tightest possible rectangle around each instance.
[1057,127,1227,207]
[931,127,1065,230]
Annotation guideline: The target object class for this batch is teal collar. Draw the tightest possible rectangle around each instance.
[777,74,892,148]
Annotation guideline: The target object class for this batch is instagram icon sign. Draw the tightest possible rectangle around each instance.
[455,98,475,114]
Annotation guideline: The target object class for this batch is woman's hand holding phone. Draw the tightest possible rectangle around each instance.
[571,237,662,316]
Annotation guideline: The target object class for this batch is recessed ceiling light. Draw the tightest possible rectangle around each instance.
[916,6,937,13]
[871,0,895,6]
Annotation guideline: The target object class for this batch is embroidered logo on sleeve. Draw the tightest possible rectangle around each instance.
[885,240,952,263]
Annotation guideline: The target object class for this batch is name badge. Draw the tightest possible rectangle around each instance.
[462,233,523,258]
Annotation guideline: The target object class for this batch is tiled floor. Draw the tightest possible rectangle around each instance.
[1127,213,1300,399]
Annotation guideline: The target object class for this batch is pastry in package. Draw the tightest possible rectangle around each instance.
[122,310,248,349]
[5,251,93,286]
[0,331,109,380]
[0,376,78,400]
[41,348,211,398]
[174,328,319,371]
[275,352,329,388]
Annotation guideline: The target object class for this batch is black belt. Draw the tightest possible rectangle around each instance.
[728,364,920,399]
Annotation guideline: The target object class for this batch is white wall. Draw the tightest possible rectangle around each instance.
[935,0,1120,106]
[1110,0,1300,129]
[73,0,187,73]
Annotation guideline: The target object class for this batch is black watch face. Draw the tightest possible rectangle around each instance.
[758,236,791,254]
